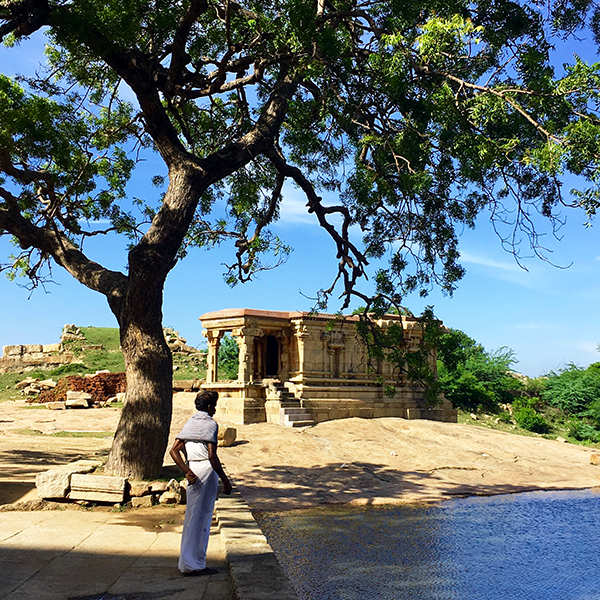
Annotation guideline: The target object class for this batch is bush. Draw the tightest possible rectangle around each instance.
[497,411,513,424]
[514,406,551,434]
[567,421,600,442]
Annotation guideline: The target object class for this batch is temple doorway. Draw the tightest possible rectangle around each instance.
[265,335,279,377]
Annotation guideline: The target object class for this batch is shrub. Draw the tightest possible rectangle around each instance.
[497,411,513,424]
[514,406,551,434]
[567,421,600,442]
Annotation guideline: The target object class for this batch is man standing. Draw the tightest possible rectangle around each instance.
[170,390,232,576]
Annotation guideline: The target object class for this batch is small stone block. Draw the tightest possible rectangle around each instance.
[66,390,92,408]
[39,379,57,388]
[218,425,237,447]
[131,495,156,508]
[129,481,151,497]
[42,344,62,353]
[46,401,66,410]
[3,345,23,357]
[590,453,600,466]
[150,481,169,493]
[158,491,179,504]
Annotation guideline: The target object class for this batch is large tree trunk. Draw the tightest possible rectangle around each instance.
[104,271,173,480]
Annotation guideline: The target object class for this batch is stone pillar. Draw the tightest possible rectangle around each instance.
[278,332,290,380]
[294,323,309,376]
[204,330,222,383]
[232,328,255,384]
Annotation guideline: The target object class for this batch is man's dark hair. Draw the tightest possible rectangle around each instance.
[195,390,218,412]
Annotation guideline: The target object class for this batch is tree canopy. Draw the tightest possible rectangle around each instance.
[1,0,599,477]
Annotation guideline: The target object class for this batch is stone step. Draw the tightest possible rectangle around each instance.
[285,413,312,422]
[288,420,315,428]
[281,406,314,428]
[282,407,307,415]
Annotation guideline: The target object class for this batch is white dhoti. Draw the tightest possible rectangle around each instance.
[178,456,219,573]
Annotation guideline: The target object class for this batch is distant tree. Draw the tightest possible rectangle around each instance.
[437,328,521,411]
[542,363,600,418]
[217,334,239,380]
[1,0,600,477]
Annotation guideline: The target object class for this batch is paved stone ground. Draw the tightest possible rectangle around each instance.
[0,506,235,600]
[0,398,300,600]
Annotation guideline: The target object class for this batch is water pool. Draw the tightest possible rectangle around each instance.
[256,489,600,600]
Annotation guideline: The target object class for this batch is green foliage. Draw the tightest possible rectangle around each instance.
[217,335,239,380]
[513,406,552,434]
[437,329,521,412]
[541,363,600,417]
[567,420,600,442]
[512,397,552,434]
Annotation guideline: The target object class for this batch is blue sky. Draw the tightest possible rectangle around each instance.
[1,30,599,378]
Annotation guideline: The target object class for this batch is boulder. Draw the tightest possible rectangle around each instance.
[590,453,600,466]
[36,460,101,499]
[218,425,237,447]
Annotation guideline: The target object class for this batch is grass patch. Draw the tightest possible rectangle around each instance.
[50,431,114,438]
[12,428,44,436]
[459,409,600,447]
[79,327,121,351]
[11,428,113,438]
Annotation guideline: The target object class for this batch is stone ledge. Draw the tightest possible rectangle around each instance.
[215,489,299,600]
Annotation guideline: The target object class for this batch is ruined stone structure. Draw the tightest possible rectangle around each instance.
[201,309,457,426]
[0,343,75,373]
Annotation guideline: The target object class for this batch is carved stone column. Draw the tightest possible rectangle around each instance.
[232,327,255,383]
[294,323,309,376]
[204,330,222,383]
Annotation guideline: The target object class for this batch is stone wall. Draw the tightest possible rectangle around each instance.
[0,343,76,373]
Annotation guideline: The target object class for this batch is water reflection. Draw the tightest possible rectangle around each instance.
[256,489,600,600]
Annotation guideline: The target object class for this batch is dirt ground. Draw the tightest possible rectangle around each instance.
[1,394,599,511]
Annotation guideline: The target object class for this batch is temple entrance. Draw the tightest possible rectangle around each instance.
[253,334,280,379]
[265,335,279,377]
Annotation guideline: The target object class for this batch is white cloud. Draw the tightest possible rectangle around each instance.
[459,250,522,272]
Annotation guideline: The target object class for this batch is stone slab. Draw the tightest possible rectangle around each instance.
[69,473,127,503]
[67,490,125,502]
[45,402,66,411]
[35,460,101,499]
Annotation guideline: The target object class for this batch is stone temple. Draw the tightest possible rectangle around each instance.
[201,309,457,426]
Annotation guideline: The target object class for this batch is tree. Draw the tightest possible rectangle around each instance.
[217,334,239,380]
[1,0,599,478]
[437,328,521,412]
